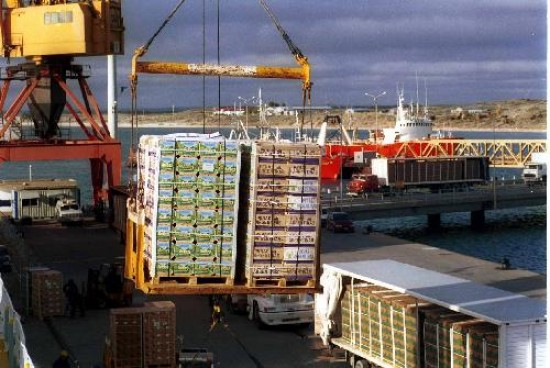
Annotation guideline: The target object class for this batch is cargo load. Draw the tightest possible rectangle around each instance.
[137,133,240,283]
[315,260,546,368]
[242,142,321,287]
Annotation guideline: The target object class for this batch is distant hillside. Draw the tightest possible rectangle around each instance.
[115,99,546,131]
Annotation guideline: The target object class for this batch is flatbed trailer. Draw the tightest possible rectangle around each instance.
[315,260,546,368]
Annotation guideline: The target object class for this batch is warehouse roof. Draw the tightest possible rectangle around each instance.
[324,260,546,325]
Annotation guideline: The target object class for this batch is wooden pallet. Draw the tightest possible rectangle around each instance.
[246,277,316,288]
[155,276,235,287]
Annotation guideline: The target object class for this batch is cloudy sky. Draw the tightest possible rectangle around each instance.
[5,0,548,110]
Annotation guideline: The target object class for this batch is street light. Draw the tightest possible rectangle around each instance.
[364,91,386,144]
[237,96,256,132]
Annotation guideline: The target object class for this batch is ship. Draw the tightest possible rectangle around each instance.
[319,90,459,179]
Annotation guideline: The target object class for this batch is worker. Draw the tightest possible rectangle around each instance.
[52,350,70,368]
[209,298,225,331]
[63,279,84,318]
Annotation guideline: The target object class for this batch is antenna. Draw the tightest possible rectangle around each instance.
[415,71,419,119]
[424,78,429,117]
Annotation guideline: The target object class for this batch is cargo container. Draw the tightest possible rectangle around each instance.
[370,156,489,190]
[315,260,546,368]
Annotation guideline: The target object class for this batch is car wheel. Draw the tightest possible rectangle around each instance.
[252,302,265,329]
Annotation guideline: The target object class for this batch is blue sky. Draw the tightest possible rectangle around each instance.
[3,0,548,109]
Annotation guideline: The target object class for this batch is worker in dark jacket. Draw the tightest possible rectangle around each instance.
[52,350,70,368]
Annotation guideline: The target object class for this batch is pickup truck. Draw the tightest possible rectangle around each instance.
[55,198,83,225]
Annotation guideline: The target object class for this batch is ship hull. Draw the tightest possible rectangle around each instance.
[320,139,460,179]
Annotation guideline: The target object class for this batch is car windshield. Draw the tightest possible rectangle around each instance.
[333,213,349,221]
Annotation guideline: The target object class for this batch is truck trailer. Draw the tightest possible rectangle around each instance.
[371,156,489,191]
[315,260,546,368]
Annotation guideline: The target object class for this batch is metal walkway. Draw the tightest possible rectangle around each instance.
[395,139,546,168]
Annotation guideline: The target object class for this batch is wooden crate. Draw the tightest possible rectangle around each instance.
[31,270,64,319]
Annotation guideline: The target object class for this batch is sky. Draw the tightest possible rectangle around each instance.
[2,0,548,110]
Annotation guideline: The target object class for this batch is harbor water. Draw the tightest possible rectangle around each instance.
[0,126,545,274]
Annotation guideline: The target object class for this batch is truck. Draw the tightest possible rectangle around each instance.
[348,156,489,195]
[55,198,84,225]
[230,293,314,328]
[522,152,547,184]
[315,260,547,368]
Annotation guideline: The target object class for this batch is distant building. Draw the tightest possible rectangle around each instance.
[212,107,244,116]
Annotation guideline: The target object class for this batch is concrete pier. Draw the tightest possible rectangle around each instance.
[1,220,546,367]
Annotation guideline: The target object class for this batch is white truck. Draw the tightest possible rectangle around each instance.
[230,293,314,328]
[55,198,83,225]
[522,152,547,183]
[315,260,546,368]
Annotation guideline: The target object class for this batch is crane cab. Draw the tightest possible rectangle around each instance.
[0,0,124,59]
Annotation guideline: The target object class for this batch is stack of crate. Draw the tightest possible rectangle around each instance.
[137,133,240,281]
[441,320,499,368]
[110,307,143,368]
[340,284,433,368]
[423,309,479,368]
[110,301,176,368]
[244,142,321,286]
[31,269,63,320]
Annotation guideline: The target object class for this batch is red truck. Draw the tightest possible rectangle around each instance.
[347,173,380,197]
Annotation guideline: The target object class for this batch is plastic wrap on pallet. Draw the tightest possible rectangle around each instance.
[244,142,321,286]
[137,133,240,280]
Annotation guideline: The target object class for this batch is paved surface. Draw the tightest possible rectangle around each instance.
[1,218,546,367]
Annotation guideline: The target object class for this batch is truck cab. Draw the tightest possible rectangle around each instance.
[522,153,547,184]
[347,174,379,197]
[243,293,314,328]
[55,198,83,225]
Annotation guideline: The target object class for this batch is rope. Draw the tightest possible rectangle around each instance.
[141,0,188,55]
[258,0,304,59]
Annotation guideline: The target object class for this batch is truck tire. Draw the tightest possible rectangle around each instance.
[354,358,370,368]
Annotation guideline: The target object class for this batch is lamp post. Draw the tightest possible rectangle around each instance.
[237,96,256,132]
[365,91,386,144]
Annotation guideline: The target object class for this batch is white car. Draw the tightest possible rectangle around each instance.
[247,293,314,328]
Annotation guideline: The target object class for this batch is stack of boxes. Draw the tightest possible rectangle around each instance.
[244,142,321,286]
[138,133,240,281]
[31,270,64,320]
[340,285,429,368]
[424,312,498,368]
[110,301,176,368]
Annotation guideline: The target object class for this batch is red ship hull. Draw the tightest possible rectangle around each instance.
[320,139,460,179]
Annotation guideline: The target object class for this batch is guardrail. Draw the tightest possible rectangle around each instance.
[321,182,546,212]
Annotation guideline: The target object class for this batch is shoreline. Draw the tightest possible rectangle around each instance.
[108,121,546,133]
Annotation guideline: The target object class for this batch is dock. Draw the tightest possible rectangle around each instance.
[1,218,545,367]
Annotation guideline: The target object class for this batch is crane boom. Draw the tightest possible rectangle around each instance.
[130,0,310,99]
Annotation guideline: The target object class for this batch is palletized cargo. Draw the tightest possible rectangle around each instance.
[243,142,321,288]
[136,133,240,285]
[316,260,547,368]
[109,301,176,368]
[30,269,64,320]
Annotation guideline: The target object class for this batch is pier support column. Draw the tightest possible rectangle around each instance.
[427,214,441,229]
[471,210,485,230]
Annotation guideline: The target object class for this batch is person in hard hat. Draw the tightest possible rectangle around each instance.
[52,350,70,368]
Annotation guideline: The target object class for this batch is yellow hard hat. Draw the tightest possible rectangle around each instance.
[60,350,69,357]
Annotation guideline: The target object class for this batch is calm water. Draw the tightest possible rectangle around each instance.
[0,127,546,274]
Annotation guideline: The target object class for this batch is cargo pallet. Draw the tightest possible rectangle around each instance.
[124,206,318,295]
[246,277,316,288]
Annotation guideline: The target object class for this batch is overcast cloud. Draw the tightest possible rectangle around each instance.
[4,0,547,109]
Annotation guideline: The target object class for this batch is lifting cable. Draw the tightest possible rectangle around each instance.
[130,0,188,192]
[258,0,311,132]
